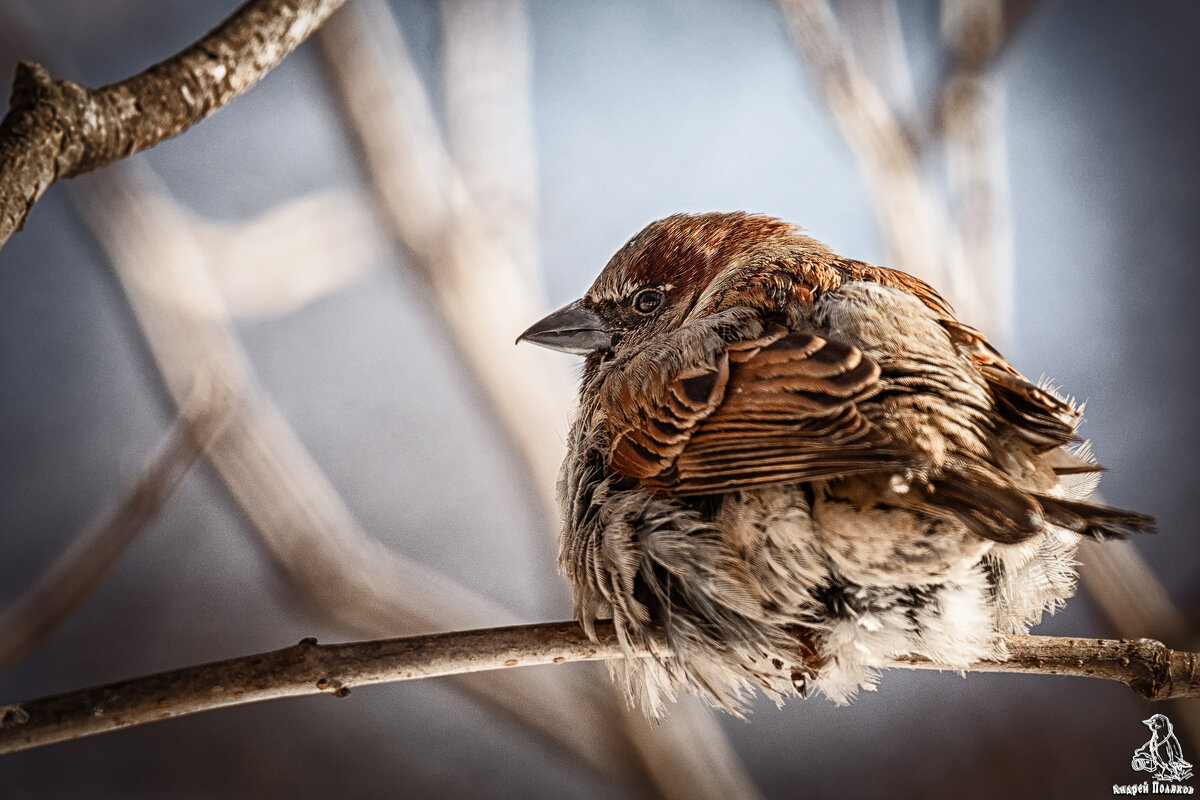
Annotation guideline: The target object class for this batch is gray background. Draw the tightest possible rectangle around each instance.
[0,0,1197,797]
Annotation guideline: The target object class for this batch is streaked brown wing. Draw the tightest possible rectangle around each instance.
[605,321,788,480]
[607,325,908,494]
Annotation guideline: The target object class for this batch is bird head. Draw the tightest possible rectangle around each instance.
[517,212,834,358]
[1144,714,1171,734]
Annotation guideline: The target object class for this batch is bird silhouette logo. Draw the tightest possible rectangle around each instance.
[1131,714,1193,782]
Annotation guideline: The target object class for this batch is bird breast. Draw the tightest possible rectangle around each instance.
[810,487,993,586]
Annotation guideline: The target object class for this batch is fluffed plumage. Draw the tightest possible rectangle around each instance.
[518,212,1155,716]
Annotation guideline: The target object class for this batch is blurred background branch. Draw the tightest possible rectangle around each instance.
[316,3,761,797]
[317,0,571,515]
[775,0,966,317]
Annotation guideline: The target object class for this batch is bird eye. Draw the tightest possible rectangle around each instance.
[632,288,664,314]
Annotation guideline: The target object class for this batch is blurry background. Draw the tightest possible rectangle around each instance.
[0,0,1197,797]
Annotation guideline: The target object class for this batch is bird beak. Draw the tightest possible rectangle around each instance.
[516,300,613,355]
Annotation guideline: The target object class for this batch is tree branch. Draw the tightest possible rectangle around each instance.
[1,622,1195,756]
[898,634,1200,700]
[0,0,346,248]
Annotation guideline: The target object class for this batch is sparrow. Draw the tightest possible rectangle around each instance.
[517,212,1155,716]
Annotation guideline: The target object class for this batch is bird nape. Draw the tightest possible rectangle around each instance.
[518,211,1155,717]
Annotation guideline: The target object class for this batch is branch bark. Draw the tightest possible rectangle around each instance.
[2,622,1196,756]
[0,0,346,248]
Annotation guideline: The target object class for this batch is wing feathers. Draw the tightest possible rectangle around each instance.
[597,300,1152,544]
[608,323,904,493]
[942,317,1081,451]
[610,354,730,479]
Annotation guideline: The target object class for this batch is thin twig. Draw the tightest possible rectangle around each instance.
[0,622,609,756]
[0,380,233,674]
[0,0,347,248]
[897,634,1199,700]
[2,622,1196,756]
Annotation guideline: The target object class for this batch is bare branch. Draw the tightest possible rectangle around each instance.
[898,634,1200,701]
[2,622,1195,756]
[0,0,347,248]
[0,622,608,755]
[0,380,233,674]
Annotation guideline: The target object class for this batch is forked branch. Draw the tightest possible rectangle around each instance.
[0,0,347,248]
[1,622,1196,755]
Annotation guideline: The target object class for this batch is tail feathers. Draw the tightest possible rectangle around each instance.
[930,476,1044,545]
[929,471,1155,544]
[1034,495,1157,539]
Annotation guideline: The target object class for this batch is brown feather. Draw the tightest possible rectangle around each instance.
[979,365,1079,450]
[615,325,909,493]
[1035,495,1157,539]
[609,354,730,479]
[938,319,1080,451]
